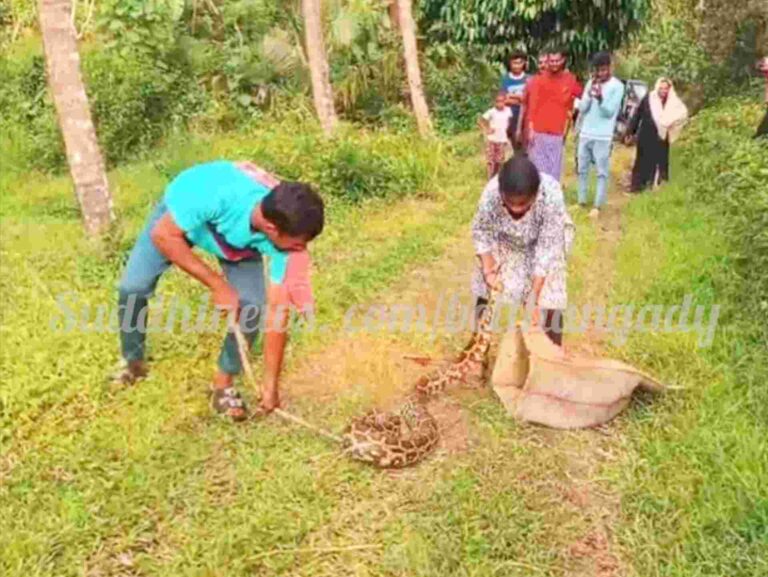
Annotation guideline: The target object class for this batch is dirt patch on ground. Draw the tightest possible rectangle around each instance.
[567,152,634,358]
[282,146,638,574]
[568,529,621,577]
[555,148,636,577]
[284,235,477,407]
[428,395,473,455]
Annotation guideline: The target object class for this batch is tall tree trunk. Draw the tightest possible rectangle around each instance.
[301,0,337,135]
[38,0,114,237]
[388,0,400,27]
[396,0,432,136]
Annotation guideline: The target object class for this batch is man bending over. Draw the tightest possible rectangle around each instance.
[114,161,324,421]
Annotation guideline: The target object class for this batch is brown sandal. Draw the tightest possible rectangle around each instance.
[210,387,248,422]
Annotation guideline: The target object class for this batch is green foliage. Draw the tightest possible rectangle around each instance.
[82,50,206,166]
[152,121,445,204]
[695,0,767,63]
[97,0,186,58]
[620,18,710,86]
[608,99,768,574]
[619,0,767,108]
[424,46,499,134]
[675,98,768,346]
[179,0,306,114]
[0,49,65,173]
[419,0,650,70]
[326,0,404,121]
[0,0,36,50]
[0,43,207,172]
[2,0,518,146]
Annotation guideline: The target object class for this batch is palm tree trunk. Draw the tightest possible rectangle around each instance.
[38,0,114,237]
[396,0,432,136]
[301,0,337,135]
[388,0,400,26]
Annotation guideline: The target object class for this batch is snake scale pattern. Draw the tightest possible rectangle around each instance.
[341,283,500,468]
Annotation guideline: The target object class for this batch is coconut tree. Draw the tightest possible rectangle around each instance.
[38,0,114,237]
[396,0,432,136]
[302,0,338,135]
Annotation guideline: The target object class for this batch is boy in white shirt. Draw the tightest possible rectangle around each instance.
[478,93,513,179]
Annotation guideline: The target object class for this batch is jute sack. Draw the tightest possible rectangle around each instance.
[491,327,664,429]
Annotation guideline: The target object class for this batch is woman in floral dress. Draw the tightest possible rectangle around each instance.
[471,154,574,345]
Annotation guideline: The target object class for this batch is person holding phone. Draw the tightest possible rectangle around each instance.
[576,52,624,218]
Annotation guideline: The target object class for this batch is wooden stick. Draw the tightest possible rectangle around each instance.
[402,354,448,366]
[272,408,344,445]
[229,318,344,445]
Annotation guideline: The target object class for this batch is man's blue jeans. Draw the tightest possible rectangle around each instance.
[577,137,613,208]
[117,202,265,375]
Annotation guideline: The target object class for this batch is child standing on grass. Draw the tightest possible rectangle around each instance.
[479,93,514,179]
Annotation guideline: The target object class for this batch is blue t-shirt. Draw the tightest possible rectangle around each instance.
[500,72,529,99]
[163,161,289,284]
[577,76,625,140]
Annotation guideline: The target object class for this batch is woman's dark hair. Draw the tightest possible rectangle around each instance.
[498,155,540,198]
[590,51,611,68]
[261,181,324,239]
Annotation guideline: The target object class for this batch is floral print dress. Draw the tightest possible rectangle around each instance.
[471,172,575,310]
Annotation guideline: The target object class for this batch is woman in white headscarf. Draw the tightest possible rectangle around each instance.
[625,77,688,192]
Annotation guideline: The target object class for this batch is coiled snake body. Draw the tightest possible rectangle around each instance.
[341,284,499,468]
[233,277,500,470]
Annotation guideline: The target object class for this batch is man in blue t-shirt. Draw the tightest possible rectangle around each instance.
[114,161,324,421]
[499,51,530,149]
[577,51,624,218]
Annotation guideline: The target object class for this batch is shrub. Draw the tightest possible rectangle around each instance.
[0,43,207,173]
[152,122,444,205]
[0,48,65,173]
[424,50,499,135]
[676,98,768,342]
[82,49,207,166]
[618,2,767,110]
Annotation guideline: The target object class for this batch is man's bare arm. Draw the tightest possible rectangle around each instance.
[150,213,239,310]
[260,283,291,410]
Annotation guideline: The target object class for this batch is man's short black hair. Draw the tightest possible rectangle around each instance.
[549,46,568,58]
[498,155,540,198]
[507,51,528,68]
[261,181,324,240]
[591,51,612,68]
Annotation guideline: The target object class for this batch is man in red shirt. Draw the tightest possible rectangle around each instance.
[523,49,583,181]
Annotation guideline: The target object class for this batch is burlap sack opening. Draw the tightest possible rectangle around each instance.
[491,327,664,429]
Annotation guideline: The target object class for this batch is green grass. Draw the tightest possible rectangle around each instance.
[0,122,618,576]
[1,110,766,576]
[603,149,768,574]
[1,128,570,576]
